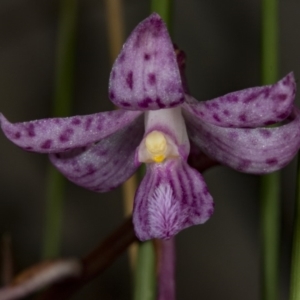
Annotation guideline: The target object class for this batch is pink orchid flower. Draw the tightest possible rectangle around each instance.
[1,13,299,240]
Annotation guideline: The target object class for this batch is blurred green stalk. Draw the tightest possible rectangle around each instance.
[260,0,279,299]
[290,158,300,300]
[133,241,156,300]
[133,1,173,298]
[42,0,78,259]
[260,174,280,300]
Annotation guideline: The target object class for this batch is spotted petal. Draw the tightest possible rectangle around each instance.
[133,159,214,241]
[49,114,144,192]
[184,73,296,127]
[109,13,184,110]
[184,107,300,174]
[0,110,142,153]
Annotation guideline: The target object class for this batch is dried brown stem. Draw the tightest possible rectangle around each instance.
[37,217,137,300]
[0,259,81,300]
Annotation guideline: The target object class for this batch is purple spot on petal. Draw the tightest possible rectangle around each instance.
[149,16,163,37]
[223,109,230,116]
[85,117,92,131]
[134,33,142,48]
[27,124,35,137]
[226,95,239,103]
[277,112,289,119]
[211,102,219,109]
[207,208,214,217]
[120,101,131,107]
[97,123,102,131]
[243,93,257,103]
[238,159,251,170]
[263,87,270,98]
[14,132,21,139]
[259,129,272,138]
[282,75,290,86]
[144,53,151,60]
[25,146,33,151]
[196,110,204,117]
[203,187,209,196]
[213,114,221,122]
[228,131,238,140]
[156,97,166,108]
[85,164,96,176]
[139,97,152,108]
[148,73,156,85]
[97,149,108,156]
[109,91,115,100]
[126,71,133,90]
[59,128,74,142]
[239,114,247,122]
[41,139,52,149]
[170,97,184,107]
[266,158,278,165]
[119,53,125,63]
[71,118,81,125]
[277,94,287,101]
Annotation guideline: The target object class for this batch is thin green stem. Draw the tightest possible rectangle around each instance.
[261,0,278,85]
[290,158,300,300]
[42,0,78,259]
[43,166,66,259]
[260,0,279,299]
[260,173,280,300]
[133,167,156,299]
[151,0,173,30]
[53,0,78,117]
[133,241,156,300]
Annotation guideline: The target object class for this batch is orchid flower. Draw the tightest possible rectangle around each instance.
[1,13,299,241]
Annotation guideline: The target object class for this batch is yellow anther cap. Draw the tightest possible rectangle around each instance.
[145,131,167,162]
[145,131,167,154]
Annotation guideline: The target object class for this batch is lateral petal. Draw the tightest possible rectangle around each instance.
[49,114,144,192]
[184,107,300,174]
[133,159,214,241]
[109,13,184,110]
[184,73,296,127]
[0,110,142,153]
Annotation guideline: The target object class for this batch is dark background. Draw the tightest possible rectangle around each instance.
[0,1,299,299]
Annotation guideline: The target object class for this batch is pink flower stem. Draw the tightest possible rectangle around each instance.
[157,238,176,300]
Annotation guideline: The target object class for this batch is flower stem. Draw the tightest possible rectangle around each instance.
[289,158,300,300]
[104,0,124,62]
[157,238,176,300]
[260,0,279,299]
[133,241,156,300]
[261,0,278,84]
[260,174,280,300]
[42,0,78,259]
